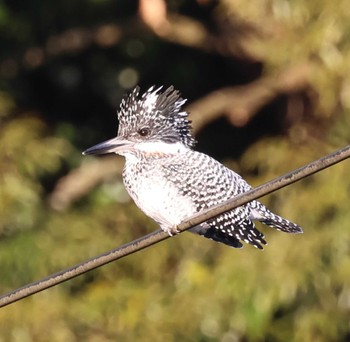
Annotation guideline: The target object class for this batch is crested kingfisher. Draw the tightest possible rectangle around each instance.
[83,86,302,249]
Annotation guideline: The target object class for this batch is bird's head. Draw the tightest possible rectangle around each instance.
[83,86,196,157]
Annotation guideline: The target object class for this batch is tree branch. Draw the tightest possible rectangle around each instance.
[138,0,262,60]
[48,157,124,211]
[189,62,312,132]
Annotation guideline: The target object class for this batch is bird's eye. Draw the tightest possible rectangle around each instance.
[138,127,150,137]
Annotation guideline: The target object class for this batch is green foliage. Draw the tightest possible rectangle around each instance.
[1,1,350,341]
[0,116,69,236]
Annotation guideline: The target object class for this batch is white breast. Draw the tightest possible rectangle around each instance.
[125,173,196,232]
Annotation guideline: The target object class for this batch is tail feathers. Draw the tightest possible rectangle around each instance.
[188,207,301,250]
[260,214,303,234]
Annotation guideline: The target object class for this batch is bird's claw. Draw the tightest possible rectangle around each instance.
[166,225,180,236]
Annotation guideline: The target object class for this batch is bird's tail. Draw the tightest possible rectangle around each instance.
[249,201,303,234]
[260,212,303,234]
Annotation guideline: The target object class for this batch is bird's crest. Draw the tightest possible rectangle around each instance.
[118,86,196,148]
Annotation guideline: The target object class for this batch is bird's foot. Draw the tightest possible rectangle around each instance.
[163,225,180,236]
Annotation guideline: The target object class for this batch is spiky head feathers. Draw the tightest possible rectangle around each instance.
[117,86,196,148]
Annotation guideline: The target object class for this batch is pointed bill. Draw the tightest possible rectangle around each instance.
[83,136,134,155]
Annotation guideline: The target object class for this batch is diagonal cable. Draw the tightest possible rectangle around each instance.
[1,144,350,308]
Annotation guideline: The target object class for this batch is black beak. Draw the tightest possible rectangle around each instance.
[83,137,133,155]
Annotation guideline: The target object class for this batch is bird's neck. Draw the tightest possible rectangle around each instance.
[121,141,190,161]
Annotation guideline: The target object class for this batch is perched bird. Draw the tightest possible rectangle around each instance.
[83,86,302,249]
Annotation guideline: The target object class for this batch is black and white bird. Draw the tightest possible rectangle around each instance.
[83,86,302,249]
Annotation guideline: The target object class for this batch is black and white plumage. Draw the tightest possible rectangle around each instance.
[84,86,303,249]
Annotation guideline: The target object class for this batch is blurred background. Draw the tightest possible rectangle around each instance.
[1,0,350,341]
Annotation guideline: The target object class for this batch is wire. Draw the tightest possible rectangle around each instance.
[1,144,350,308]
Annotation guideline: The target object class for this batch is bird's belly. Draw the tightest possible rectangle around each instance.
[125,178,196,230]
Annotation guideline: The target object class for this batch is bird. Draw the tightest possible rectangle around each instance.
[83,85,303,249]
